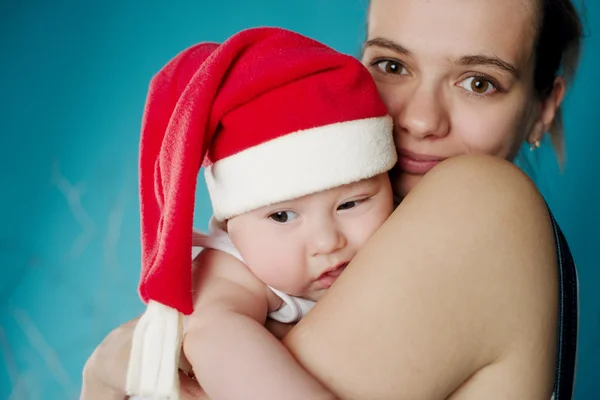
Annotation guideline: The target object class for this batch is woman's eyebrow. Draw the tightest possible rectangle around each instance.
[364,37,520,79]
[453,55,520,78]
[363,37,413,57]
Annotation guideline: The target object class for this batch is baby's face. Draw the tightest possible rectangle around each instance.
[227,173,394,301]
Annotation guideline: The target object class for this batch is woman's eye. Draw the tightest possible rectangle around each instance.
[375,60,408,75]
[338,200,361,211]
[269,211,298,223]
[458,76,497,95]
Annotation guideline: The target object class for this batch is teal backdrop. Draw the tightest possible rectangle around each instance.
[0,1,598,398]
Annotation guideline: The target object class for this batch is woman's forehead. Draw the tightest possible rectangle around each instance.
[367,0,537,67]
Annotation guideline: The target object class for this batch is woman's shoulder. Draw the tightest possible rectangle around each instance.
[425,155,577,397]
[397,154,557,275]
[418,154,543,203]
[381,154,560,397]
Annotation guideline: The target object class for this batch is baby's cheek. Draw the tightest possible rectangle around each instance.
[357,209,391,245]
[245,245,304,293]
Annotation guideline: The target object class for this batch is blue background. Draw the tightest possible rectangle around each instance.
[0,1,597,398]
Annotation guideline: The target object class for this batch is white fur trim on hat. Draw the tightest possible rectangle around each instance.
[205,115,396,221]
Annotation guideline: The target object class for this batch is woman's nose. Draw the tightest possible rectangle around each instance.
[394,84,450,140]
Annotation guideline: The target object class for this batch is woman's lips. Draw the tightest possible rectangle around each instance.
[397,149,446,175]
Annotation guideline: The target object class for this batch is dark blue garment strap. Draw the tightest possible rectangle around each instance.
[548,208,578,400]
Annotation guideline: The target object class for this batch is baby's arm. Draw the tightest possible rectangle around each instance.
[183,248,336,400]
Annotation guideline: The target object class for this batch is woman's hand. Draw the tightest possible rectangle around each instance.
[80,317,207,400]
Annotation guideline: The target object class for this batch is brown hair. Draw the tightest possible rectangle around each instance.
[533,0,584,161]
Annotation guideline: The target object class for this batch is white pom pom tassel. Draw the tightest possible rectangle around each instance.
[126,300,183,399]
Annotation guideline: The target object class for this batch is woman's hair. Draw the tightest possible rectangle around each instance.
[533,0,584,161]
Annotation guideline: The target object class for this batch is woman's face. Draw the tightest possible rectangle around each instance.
[363,0,544,197]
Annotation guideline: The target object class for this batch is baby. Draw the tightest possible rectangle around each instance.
[126,27,397,400]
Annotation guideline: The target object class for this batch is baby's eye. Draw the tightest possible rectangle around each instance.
[269,211,298,223]
[458,76,498,95]
[338,200,361,211]
[374,60,408,75]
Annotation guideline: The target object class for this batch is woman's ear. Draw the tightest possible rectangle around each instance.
[528,77,566,144]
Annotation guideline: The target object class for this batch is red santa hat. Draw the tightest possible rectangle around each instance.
[126,27,396,398]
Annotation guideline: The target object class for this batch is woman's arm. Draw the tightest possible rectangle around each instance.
[283,155,558,399]
[184,249,336,400]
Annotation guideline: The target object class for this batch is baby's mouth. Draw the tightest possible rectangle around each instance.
[317,262,348,287]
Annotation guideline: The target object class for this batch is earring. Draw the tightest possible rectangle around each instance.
[529,140,541,151]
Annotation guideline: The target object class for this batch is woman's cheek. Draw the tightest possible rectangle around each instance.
[454,109,517,156]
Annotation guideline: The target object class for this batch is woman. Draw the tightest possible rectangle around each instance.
[81,0,582,398]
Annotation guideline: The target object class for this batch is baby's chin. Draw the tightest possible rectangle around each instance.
[278,281,338,302]
[303,289,327,302]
